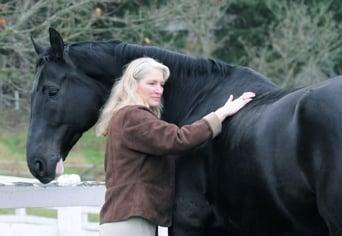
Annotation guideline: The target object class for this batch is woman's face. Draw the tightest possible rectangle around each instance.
[136,68,165,108]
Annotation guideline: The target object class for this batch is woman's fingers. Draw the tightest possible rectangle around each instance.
[240,92,255,100]
[216,92,255,119]
[244,92,256,97]
[229,92,255,113]
[228,94,234,102]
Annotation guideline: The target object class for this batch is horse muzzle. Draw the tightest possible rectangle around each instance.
[28,155,64,184]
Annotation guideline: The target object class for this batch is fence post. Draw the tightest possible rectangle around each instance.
[15,208,26,217]
[57,207,83,236]
[14,90,19,111]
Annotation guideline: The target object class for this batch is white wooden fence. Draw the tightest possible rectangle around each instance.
[0,175,168,236]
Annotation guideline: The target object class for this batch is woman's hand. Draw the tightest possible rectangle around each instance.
[215,92,255,122]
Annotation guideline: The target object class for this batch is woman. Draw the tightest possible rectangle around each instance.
[96,57,255,236]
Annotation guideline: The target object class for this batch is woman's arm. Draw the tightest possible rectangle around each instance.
[120,92,255,156]
[121,106,213,156]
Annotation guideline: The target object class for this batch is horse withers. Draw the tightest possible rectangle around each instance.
[27,28,342,235]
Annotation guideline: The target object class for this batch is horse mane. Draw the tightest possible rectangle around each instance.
[66,40,286,125]
[113,42,281,95]
[67,40,120,58]
[66,40,278,95]
[114,42,232,79]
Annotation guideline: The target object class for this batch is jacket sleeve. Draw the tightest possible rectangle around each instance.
[120,106,222,156]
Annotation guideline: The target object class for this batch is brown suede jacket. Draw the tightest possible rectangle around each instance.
[100,105,222,226]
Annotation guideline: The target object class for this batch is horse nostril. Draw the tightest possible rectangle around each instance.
[35,160,45,176]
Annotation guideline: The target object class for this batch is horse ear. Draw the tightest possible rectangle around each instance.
[49,27,64,60]
[30,35,44,55]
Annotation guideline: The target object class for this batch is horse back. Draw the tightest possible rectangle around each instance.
[215,78,342,235]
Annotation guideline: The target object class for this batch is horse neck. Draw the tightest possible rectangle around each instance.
[68,41,281,125]
[67,42,121,93]
[114,42,282,123]
[165,65,281,123]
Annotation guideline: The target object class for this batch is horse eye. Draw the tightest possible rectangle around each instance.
[43,86,59,97]
[48,88,59,97]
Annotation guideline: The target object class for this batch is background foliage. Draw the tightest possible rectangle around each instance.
[0,0,341,125]
[0,0,341,178]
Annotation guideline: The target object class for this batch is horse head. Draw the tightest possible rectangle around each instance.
[27,28,110,183]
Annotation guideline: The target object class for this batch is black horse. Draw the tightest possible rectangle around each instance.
[27,28,342,235]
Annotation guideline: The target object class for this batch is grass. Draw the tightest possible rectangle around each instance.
[0,209,14,215]
[0,127,106,180]
[2,133,25,155]
[0,126,105,220]
[0,208,99,221]
[0,130,26,162]
[88,213,100,222]
[0,127,105,212]
[0,208,57,218]
[27,208,57,218]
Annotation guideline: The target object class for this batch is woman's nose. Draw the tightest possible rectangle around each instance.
[156,86,163,94]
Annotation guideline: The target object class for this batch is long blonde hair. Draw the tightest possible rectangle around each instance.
[95,57,170,136]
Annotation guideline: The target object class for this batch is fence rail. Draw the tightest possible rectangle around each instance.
[0,175,168,236]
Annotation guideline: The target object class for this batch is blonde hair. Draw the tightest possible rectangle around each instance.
[95,57,170,136]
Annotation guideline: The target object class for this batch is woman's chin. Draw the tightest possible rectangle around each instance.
[149,102,161,108]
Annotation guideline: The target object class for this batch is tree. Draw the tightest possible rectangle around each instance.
[242,1,342,88]
[0,0,341,127]
[157,0,232,56]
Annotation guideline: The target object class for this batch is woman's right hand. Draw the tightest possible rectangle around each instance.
[215,92,255,122]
